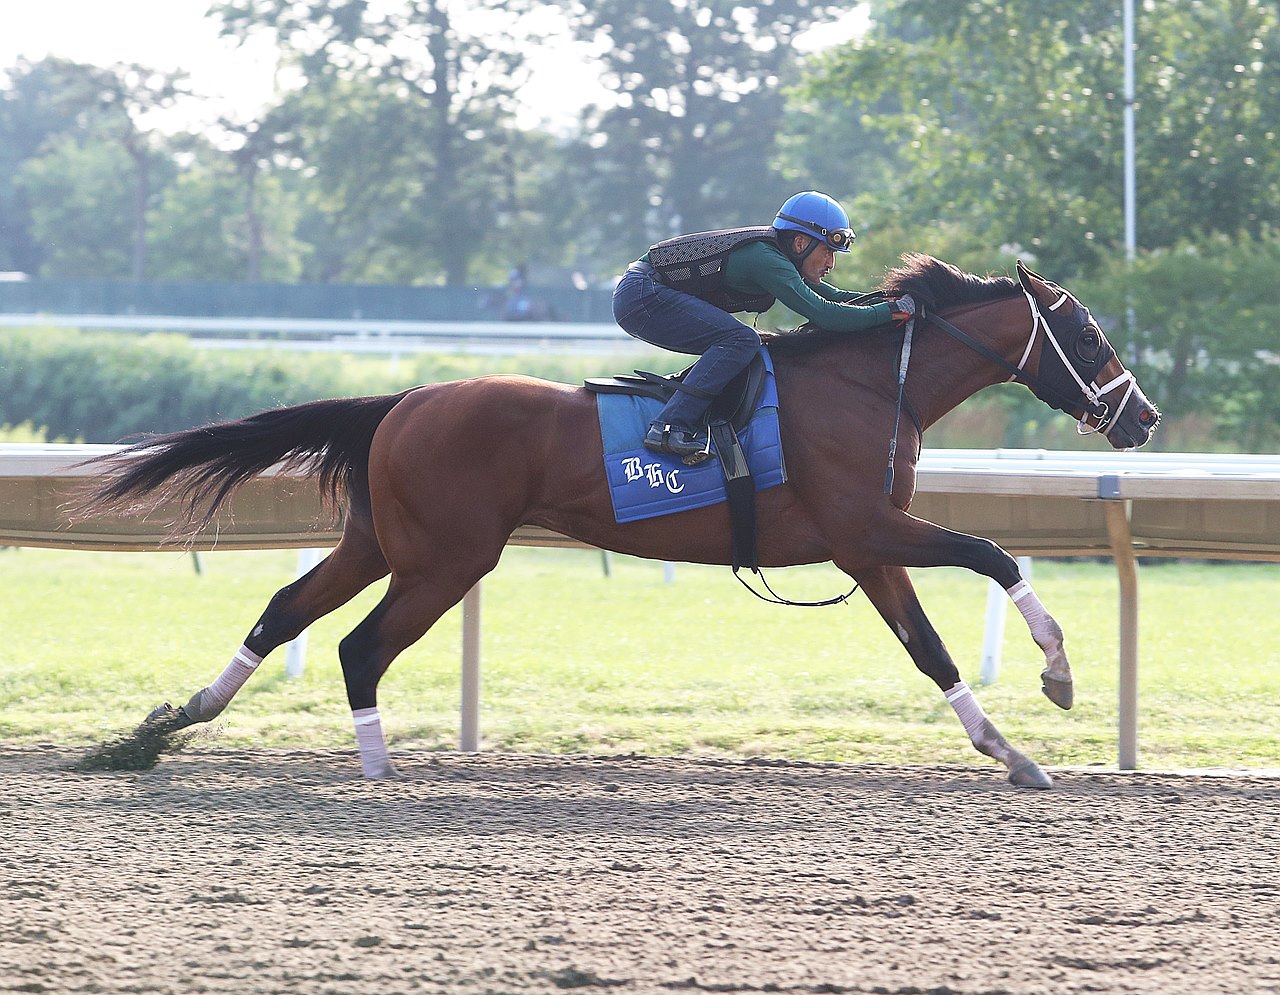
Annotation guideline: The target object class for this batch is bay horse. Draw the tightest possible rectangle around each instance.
[77,255,1159,788]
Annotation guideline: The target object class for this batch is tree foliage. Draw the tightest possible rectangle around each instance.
[1,58,184,277]
[0,58,101,273]
[565,0,843,259]
[1079,235,1280,450]
[15,126,148,279]
[213,0,545,285]
[807,0,1279,277]
[0,1,1276,449]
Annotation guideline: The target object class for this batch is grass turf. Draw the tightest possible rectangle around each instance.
[2,546,1277,770]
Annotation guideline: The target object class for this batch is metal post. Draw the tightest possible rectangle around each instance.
[1103,500,1140,770]
[460,583,482,752]
[1123,0,1138,343]
[284,547,325,678]
[1123,0,1136,266]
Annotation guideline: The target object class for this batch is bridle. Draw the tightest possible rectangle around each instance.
[881,286,1139,494]
[922,288,1137,438]
[1011,288,1137,437]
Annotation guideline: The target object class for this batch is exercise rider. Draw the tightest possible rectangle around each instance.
[612,190,915,462]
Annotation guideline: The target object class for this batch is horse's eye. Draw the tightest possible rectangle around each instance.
[1076,330,1101,362]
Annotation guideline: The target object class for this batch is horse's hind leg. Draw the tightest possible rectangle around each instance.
[159,519,390,728]
[849,564,1053,789]
[335,550,504,778]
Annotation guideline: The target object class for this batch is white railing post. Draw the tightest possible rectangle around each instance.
[979,556,1032,685]
[284,547,325,678]
[460,583,482,751]
[1103,500,1140,770]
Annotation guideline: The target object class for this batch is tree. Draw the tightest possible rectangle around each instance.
[1,58,187,280]
[0,59,85,273]
[213,0,543,285]
[1079,234,1280,451]
[0,59,134,274]
[565,0,844,267]
[16,126,163,279]
[147,140,304,282]
[217,111,306,282]
[805,0,1280,277]
[77,63,188,279]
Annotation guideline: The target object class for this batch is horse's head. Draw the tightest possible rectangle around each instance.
[1015,261,1160,450]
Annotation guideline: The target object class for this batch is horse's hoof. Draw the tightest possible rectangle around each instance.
[1008,761,1054,790]
[142,702,195,732]
[362,763,403,780]
[143,702,180,727]
[1041,671,1074,710]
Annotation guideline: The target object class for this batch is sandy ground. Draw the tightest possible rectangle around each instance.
[1,745,1278,995]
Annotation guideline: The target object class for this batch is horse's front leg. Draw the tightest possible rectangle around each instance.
[846,563,1053,789]
[866,514,1073,710]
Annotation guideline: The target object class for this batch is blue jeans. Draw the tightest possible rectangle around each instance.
[612,265,760,431]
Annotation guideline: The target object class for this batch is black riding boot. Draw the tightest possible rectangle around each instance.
[644,423,712,464]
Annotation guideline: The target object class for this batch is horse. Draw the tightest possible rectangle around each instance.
[75,254,1159,788]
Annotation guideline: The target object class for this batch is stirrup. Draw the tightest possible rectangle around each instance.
[682,434,714,466]
[644,424,712,465]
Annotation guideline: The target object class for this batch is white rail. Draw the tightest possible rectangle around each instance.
[3,444,1278,768]
[0,314,636,355]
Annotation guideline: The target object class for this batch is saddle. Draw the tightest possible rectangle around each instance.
[583,351,768,436]
[584,350,770,572]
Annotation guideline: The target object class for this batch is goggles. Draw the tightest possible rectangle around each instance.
[775,212,857,250]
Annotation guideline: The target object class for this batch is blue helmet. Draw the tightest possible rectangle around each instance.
[773,191,855,252]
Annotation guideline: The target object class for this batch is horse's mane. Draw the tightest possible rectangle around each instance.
[761,253,1020,356]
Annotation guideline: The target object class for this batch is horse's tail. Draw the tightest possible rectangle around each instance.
[73,390,414,536]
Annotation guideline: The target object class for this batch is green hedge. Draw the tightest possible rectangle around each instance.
[2,312,1267,452]
[0,327,657,443]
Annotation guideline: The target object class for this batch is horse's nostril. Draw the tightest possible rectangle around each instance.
[1139,408,1155,425]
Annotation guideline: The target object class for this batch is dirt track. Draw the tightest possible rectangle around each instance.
[1,745,1278,995]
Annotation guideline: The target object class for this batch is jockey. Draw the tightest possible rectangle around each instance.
[613,190,915,461]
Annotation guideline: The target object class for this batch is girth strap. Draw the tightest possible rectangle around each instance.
[709,420,757,572]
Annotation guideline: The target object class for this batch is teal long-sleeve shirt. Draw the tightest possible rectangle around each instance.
[722,240,891,332]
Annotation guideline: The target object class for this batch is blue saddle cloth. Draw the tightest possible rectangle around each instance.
[594,347,787,524]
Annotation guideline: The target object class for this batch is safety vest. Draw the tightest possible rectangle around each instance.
[648,226,781,313]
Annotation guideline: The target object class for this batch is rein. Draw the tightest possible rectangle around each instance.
[734,567,859,608]
[923,293,1135,437]
[922,304,1099,420]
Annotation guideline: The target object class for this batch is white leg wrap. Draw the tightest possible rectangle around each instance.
[945,681,1023,767]
[1006,579,1061,649]
[183,645,262,721]
[944,680,990,745]
[353,707,394,778]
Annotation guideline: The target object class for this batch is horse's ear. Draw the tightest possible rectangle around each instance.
[1015,259,1048,297]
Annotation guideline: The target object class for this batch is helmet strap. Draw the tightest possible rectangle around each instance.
[781,232,820,268]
